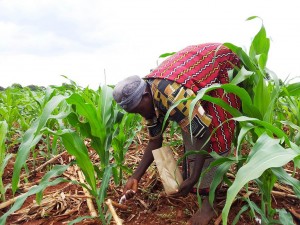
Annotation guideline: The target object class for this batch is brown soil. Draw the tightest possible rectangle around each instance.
[1,136,300,225]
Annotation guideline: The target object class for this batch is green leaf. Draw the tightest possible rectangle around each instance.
[230,66,254,85]
[36,164,70,204]
[0,154,12,176]
[66,112,92,138]
[159,52,176,58]
[236,124,254,160]
[112,166,120,185]
[232,205,249,225]
[257,53,268,74]
[277,209,295,225]
[60,131,96,191]
[191,83,259,118]
[98,166,112,204]
[67,216,95,225]
[100,85,114,125]
[223,42,256,71]
[0,151,12,201]
[294,156,300,169]
[222,133,299,225]
[208,160,233,206]
[0,165,68,225]
[67,93,101,138]
[249,25,270,60]
[233,116,290,145]
[246,16,260,21]
[253,75,270,120]
[0,121,8,149]
[12,95,68,193]
[271,167,300,197]
[188,84,242,131]
[97,166,112,224]
[0,121,8,175]
[280,82,300,97]
[245,198,269,223]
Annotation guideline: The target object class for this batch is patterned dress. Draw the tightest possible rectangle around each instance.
[145,43,241,154]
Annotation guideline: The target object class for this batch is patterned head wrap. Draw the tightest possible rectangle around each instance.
[113,75,147,111]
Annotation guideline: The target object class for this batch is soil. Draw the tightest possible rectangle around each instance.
[1,134,300,225]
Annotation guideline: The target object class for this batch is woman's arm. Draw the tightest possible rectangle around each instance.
[131,135,163,181]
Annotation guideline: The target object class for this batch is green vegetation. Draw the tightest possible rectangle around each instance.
[0,80,141,225]
[0,16,299,225]
[188,16,300,225]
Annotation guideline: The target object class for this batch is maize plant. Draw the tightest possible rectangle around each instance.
[161,16,300,224]
[0,80,141,225]
[1,16,300,225]
[198,17,300,225]
[0,121,13,202]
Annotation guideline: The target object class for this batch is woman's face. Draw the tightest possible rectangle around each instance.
[129,91,156,120]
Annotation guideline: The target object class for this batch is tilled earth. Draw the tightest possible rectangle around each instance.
[1,137,300,225]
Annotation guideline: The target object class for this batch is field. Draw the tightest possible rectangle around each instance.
[1,127,300,225]
[1,17,300,225]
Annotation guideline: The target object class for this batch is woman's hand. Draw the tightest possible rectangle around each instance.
[169,178,196,197]
[123,177,139,199]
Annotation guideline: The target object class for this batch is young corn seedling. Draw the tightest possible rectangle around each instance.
[0,121,13,202]
[4,81,138,225]
[112,112,142,186]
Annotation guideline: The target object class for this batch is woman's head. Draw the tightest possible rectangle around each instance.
[113,75,147,112]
